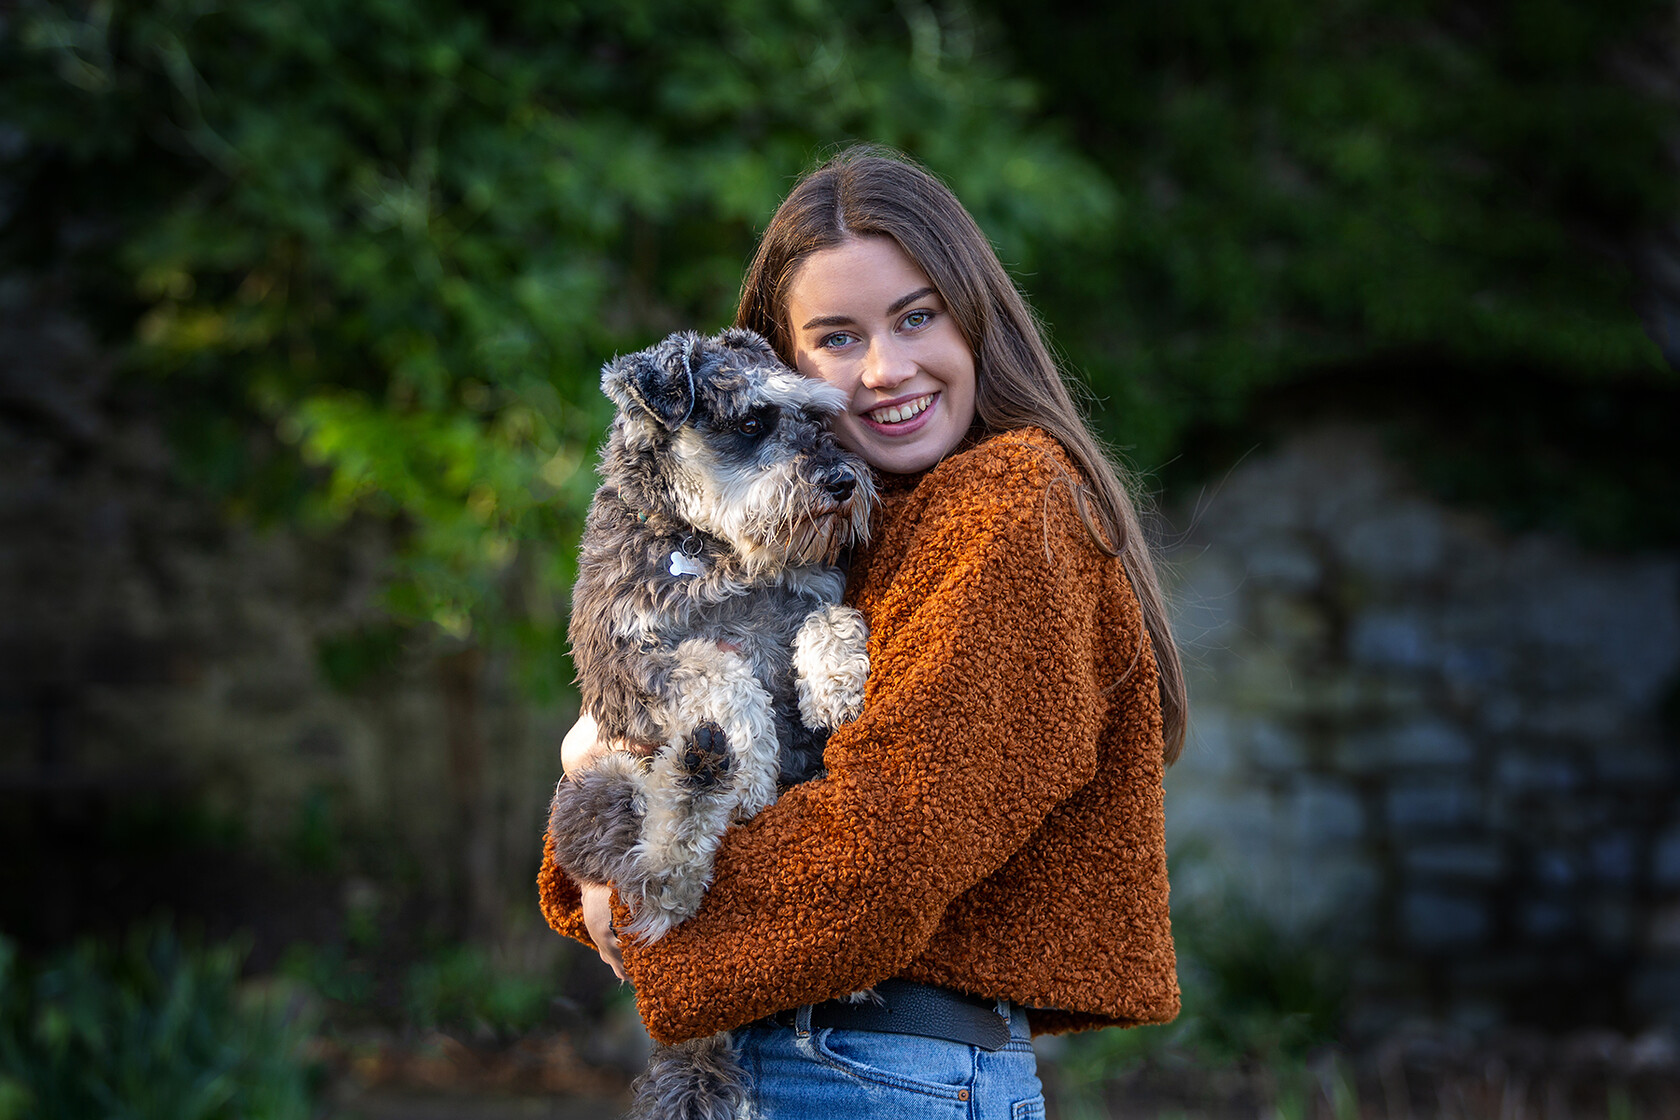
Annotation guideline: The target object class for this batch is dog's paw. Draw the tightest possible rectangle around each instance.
[794,603,870,729]
[679,721,732,791]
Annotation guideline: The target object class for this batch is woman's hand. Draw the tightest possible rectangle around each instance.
[561,711,608,776]
[562,711,663,774]
[581,881,628,981]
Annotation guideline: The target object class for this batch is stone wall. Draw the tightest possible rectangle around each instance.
[1165,424,1680,1030]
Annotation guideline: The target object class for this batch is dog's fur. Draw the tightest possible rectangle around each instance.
[547,327,875,1120]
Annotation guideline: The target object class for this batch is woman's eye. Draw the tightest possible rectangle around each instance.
[819,332,855,350]
[902,310,932,330]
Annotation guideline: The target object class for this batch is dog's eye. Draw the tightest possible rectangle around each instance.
[736,409,778,439]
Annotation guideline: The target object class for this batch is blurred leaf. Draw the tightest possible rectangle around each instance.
[1,0,1114,683]
[2,0,1673,713]
[0,926,318,1120]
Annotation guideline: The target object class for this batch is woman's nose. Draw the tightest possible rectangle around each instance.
[861,338,915,390]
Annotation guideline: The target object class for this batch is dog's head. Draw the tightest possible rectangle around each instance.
[601,328,875,571]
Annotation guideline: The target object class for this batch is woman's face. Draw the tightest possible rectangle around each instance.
[784,236,977,475]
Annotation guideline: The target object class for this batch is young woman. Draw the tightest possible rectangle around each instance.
[539,146,1186,1118]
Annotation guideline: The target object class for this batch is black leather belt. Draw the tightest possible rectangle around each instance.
[760,978,1015,1051]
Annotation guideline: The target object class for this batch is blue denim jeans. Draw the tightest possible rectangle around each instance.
[734,1000,1045,1119]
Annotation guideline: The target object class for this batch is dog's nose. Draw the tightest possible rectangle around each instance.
[825,477,856,502]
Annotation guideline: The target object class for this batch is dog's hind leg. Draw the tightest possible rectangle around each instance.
[628,1034,748,1120]
[620,639,777,940]
[545,752,646,888]
[793,602,870,730]
[666,638,782,818]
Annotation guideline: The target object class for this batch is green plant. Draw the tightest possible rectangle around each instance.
[402,943,553,1038]
[276,940,375,1012]
[0,926,319,1120]
[980,0,1678,461]
[277,931,562,1040]
[1320,1052,1360,1120]
[1050,893,1349,1117]
[1171,895,1348,1066]
[1,0,1113,700]
[1608,1082,1638,1120]
[285,787,343,873]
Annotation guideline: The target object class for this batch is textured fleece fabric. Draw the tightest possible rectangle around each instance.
[537,427,1178,1044]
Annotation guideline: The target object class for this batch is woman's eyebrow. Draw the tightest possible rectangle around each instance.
[800,287,939,332]
[887,287,937,315]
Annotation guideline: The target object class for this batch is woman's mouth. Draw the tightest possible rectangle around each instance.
[862,393,938,433]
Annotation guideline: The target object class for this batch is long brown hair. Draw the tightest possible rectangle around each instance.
[736,146,1187,763]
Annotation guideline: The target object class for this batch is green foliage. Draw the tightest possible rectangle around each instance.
[0,926,318,1120]
[278,935,560,1039]
[3,0,1675,703]
[277,941,375,1012]
[978,0,1678,472]
[315,623,409,694]
[1053,894,1347,1115]
[401,944,553,1037]
[1,0,1113,688]
[1170,895,1347,1065]
[285,787,342,873]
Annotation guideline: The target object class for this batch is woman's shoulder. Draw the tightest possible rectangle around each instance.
[921,426,1083,498]
[865,426,1106,569]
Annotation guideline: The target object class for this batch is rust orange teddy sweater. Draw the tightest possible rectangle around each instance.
[538,427,1178,1043]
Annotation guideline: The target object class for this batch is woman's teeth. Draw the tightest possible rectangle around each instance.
[867,394,934,424]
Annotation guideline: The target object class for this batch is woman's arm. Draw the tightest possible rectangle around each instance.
[556,713,628,978]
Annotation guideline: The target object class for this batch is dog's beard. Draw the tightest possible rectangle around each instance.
[673,451,871,573]
[728,499,862,572]
[748,470,874,570]
[781,507,851,567]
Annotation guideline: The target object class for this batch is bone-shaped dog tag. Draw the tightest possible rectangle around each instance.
[669,551,706,577]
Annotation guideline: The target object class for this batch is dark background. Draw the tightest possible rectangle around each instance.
[2,1,1677,1116]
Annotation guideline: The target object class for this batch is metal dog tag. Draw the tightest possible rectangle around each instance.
[669,551,706,577]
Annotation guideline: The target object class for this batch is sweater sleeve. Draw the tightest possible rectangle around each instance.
[536,820,595,949]
[616,433,1138,1044]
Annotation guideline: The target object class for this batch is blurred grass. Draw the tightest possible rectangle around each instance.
[7,907,1673,1118]
[1051,894,1350,1119]
[278,938,559,1041]
[0,925,320,1120]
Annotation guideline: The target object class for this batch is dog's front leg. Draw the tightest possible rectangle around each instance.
[793,602,870,730]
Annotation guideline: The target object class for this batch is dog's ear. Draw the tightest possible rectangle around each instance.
[601,332,702,430]
[715,327,777,361]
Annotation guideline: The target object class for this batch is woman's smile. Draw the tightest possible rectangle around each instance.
[862,391,938,430]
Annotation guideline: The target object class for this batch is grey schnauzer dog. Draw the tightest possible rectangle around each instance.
[547,327,875,1120]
